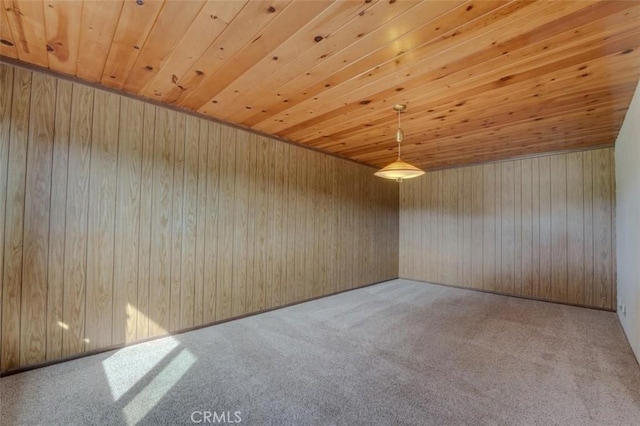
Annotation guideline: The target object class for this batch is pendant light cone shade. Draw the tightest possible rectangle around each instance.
[374,158,425,181]
[375,104,425,182]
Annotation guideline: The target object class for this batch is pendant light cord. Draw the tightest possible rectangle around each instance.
[375,103,424,181]
[397,109,402,158]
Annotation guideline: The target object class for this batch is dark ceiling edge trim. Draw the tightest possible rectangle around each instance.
[0,56,377,171]
[0,57,616,174]
[422,143,615,173]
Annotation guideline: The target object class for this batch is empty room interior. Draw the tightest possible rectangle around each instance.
[1,0,640,424]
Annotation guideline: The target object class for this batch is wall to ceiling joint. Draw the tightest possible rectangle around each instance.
[1,0,639,170]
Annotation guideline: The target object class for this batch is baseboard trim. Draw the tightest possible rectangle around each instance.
[616,314,640,367]
[0,277,398,377]
[399,276,616,312]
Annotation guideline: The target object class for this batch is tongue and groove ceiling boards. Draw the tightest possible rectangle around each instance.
[1,0,639,170]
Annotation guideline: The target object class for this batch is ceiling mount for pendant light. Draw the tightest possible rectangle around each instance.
[374,104,425,182]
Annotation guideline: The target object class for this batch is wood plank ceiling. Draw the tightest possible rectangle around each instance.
[1,0,639,170]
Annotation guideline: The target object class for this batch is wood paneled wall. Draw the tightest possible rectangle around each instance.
[400,148,616,310]
[0,63,399,372]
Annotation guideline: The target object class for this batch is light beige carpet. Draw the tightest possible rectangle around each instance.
[2,279,639,425]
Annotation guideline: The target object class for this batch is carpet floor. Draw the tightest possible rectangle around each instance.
[2,279,639,425]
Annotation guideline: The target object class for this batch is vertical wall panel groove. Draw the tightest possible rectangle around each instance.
[538,157,552,301]
[514,161,522,297]
[231,132,249,317]
[462,168,472,288]
[312,151,322,298]
[593,149,614,309]
[418,174,428,282]
[417,174,425,282]
[271,143,285,306]
[550,154,568,303]
[531,158,540,299]
[2,66,30,371]
[0,65,12,370]
[283,144,296,304]
[62,83,92,357]
[501,161,515,296]
[0,67,13,368]
[265,140,279,308]
[20,71,56,365]
[215,125,234,322]
[495,163,502,295]
[136,103,155,340]
[402,177,410,279]
[46,79,71,360]
[470,166,483,289]
[567,153,585,306]
[521,159,533,298]
[180,115,199,329]
[251,137,273,311]
[112,97,143,345]
[169,114,186,333]
[244,136,257,311]
[0,62,398,372]
[204,121,220,322]
[148,108,175,337]
[430,171,439,283]
[293,148,307,298]
[85,90,120,350]
[400,148,616,310]
[482,164,496,291]
[193,118,207,326]
[582,150,594,306]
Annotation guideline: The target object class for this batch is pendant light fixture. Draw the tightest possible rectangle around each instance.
[374,104,425,182]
